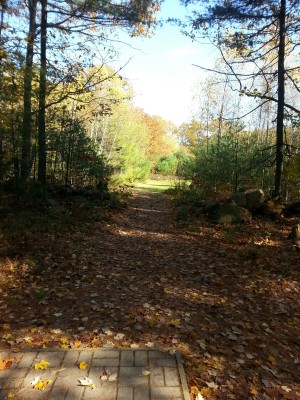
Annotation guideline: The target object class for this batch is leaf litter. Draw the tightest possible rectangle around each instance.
[0,190,299,399]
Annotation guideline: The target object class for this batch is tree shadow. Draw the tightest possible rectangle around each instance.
[0,191,299,398]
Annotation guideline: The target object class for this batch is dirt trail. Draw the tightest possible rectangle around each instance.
[1,190,300,399]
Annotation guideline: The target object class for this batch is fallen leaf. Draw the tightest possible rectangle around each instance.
[79,362,88,370]
[34,380,52,391]
[206,381,216,389]
[3,324,10,330]
[169,318,181,327]
[34,360,50,371]
[2,334,13,340]
[0,357,12,371]
[142,370,151,376]
[145,342,154,348]
[197,339,206,350]
[190,386,200,395]
[78,377,93,386]
[250,386,259,396]
[108,373,118,382]
[114,333,125,340]
[7,393,15,398]
[268,356,277,366]
[281,386,292,393]
[30,376,41,386]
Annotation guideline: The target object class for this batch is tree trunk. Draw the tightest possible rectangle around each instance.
[21,0,37,184]
[0,0,6,182]
[37,0,47,189]
[274,0,286,197]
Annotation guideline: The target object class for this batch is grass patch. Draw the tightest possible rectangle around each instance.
[133,179,176,194]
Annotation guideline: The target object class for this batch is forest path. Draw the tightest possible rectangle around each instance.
[1,188,300,399]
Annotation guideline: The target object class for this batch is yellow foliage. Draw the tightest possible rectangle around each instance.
[34,380,52,391]
[250,386,259,396]
[268,355,277,365]
[34,360,50,371]
[190,385,200,395]
[2,334,13,340]
[79,362,88,370]
[0,357,13,371]
[169,319,181,326]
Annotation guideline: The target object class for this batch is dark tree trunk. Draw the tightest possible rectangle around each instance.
[21,0,37,184]
[37,0,47,189]
[0,0,6,182]
[274,0,286,197]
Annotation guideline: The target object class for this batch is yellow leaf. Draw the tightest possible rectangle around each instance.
[250,386,258,396]
[190,386,200,395]
[200,387,213,397]
[34,380,52,391]
[34,360,50,371]
[72,340,82,349]
[220,297,226,303]
[3,324,10,330]
[0,357,13,371]
[2,334,13,340]
[252,374,259,386]
[7,393,15,398]
[245,322,251,329]
[268,356,277,366]
[79,362,88,370]
[197,363,206,373]
[169,318,181,326]
[164,288,172,294]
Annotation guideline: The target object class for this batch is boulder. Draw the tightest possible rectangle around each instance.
[238,207,252,223]
[245,189,264,211]
[231,192,247,208]
[207,203,242,224]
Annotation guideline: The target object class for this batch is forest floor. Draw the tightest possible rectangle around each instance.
[0,185,300,400]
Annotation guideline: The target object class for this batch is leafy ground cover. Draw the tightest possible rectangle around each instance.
[0,186,299,399]
[133,178,175,194]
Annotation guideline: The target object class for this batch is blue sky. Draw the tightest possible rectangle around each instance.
[110,0,218,126]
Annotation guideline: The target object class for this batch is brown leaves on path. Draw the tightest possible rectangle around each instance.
[0,190,299,399]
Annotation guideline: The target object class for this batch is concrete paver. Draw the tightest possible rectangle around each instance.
[0,348,190,399]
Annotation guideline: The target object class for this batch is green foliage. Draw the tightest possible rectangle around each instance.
[155,154,178,175]
[47,114,110,187]
[154,151,193,177]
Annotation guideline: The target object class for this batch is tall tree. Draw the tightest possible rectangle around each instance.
[20,0,163,188]
[181,0,300,196]
[21,0,37,184]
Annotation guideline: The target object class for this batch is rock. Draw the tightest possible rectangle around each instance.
[231,192,247,208]
[245,189,265,211]
[207,203,241,224]
[204,199,219,211]
[238,207,252,223]
[232,189,264,212]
